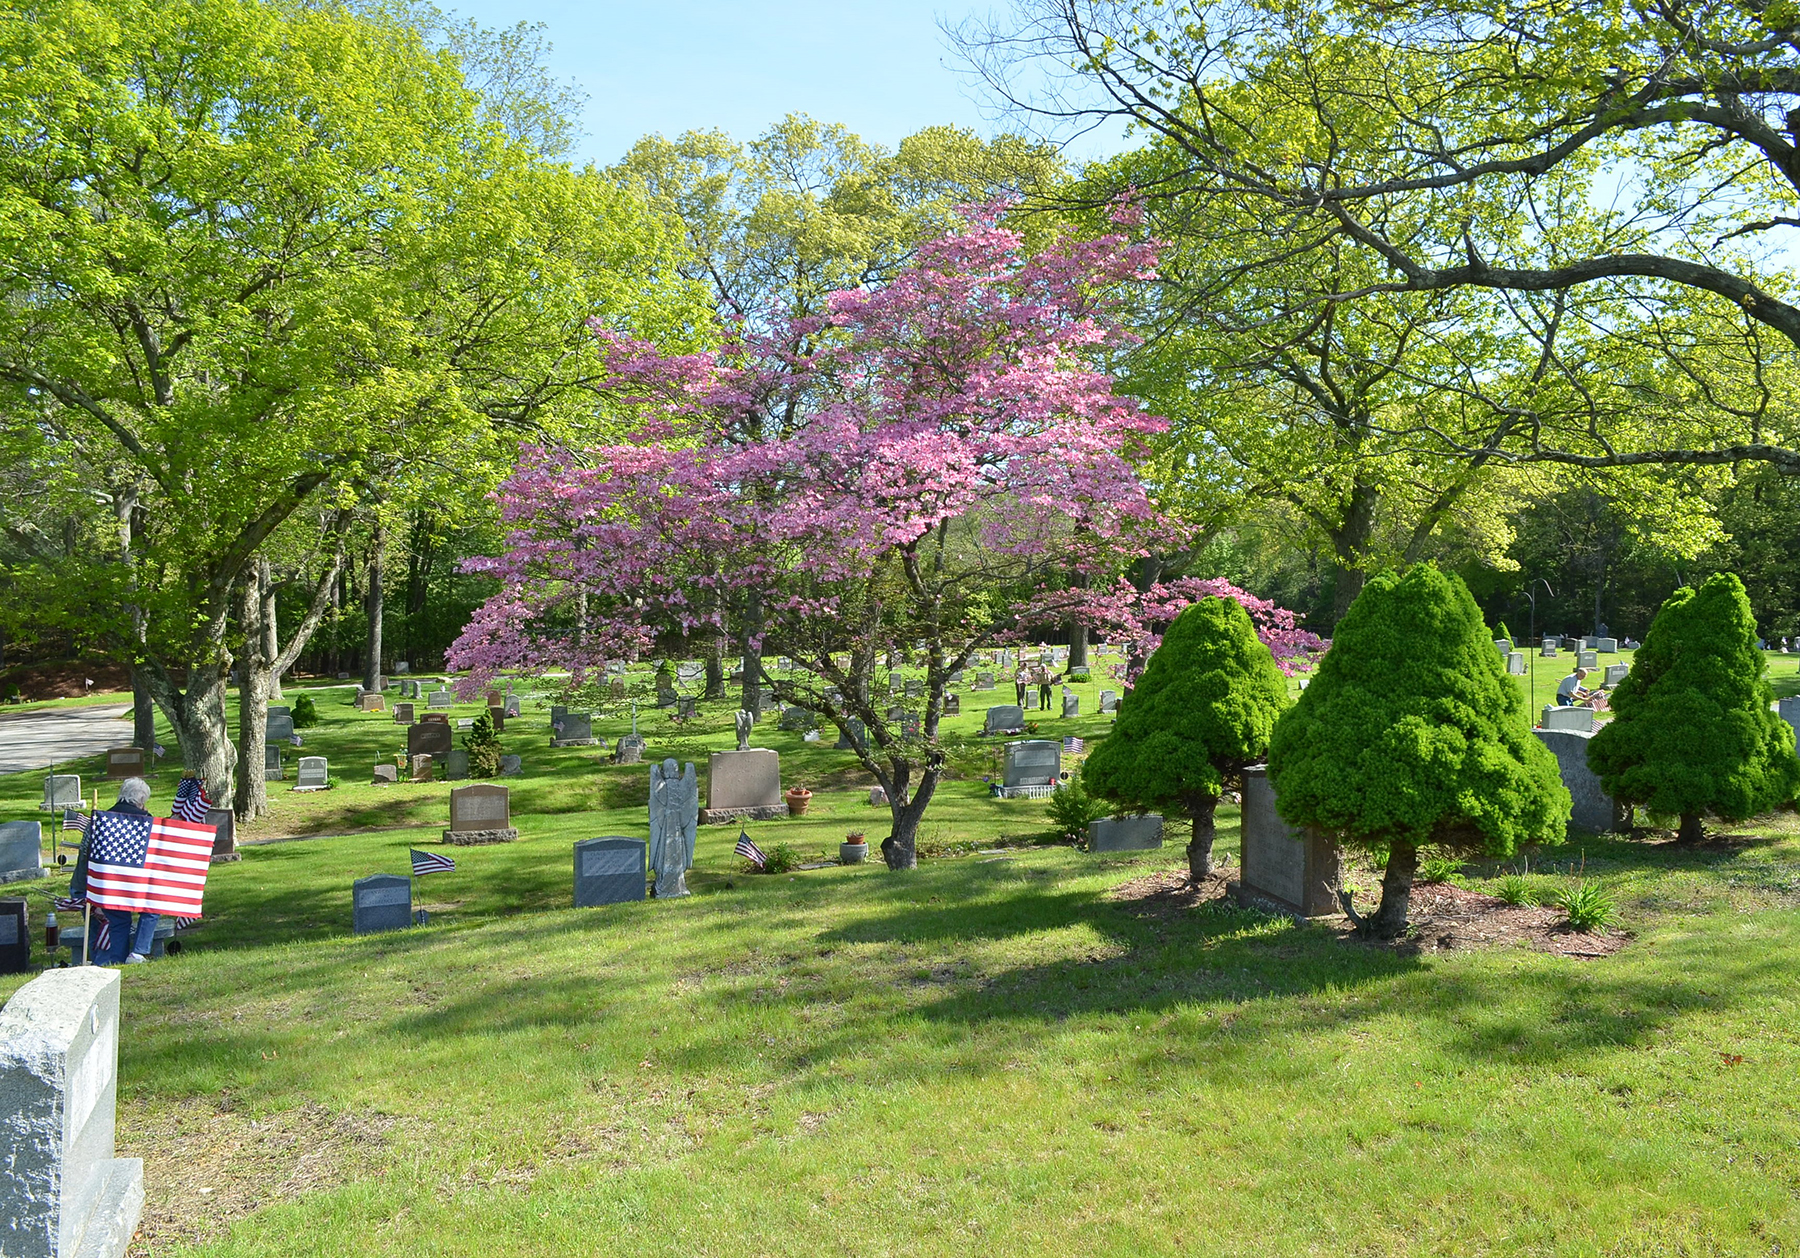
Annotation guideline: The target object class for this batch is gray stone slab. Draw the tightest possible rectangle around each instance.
[1088,814,1163,852]
[1539,706,1596,733]
[265,743,283,780]
[1099,690,1119,712]
[504,695,521,718]
[499,755,522,777]
[445,749,470,781]
[427,690,453,709]
[650,759,698,896]
[1603,663,1629,686]
[1577,650,1599,669]
[204,807,236,860]
[449,784,509,832]
[372,764,399,785]
[1061,694,1079,718]
[551,712,595,746]
[1003,740,1061,788]
[0,822,44,883]
[1541,645,1558,657]
[1506,652,1527,675]
[574,837,648,907]
[264,712,295,744]
[40,776,81,812]
[1535,728,1615,833]
[0,967,143,1258]
[352,874,412,935]
[834,719,865,751]
[706,749,782,811]
[984,705,1025,734]
[1780,696,1800,754]
[974,672,995,691]
[1236,767,1340,917]
[1494,638,1512,654]
[1596,637,1618,653]
[295,756,328,790]
[392,702,415,725]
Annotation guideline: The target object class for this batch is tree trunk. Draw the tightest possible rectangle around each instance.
[1369,839,1419,938]
[129,666,156,751]
[704,636,725,700]
[739,591,764,714]
[363,518,385,691]
[1185,791,1220,879]
[1678,812,1705,844]
[142,663,237,799]
[260,558,282,700]
[880,769,937,871]
[1068,622,1089,671]
[1325,479,1381,625]
[234,574,269,820]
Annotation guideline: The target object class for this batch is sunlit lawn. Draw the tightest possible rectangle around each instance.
[0,653,1797,1254]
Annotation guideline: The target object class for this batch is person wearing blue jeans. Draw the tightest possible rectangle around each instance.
[84,777,160,965]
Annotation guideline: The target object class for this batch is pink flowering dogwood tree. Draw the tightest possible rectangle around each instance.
[453,206,1313,867]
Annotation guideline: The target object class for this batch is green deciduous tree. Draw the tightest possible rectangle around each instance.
[1590,573,1800,843]
[1083,597,1289,877]
[1268,565,1569,936]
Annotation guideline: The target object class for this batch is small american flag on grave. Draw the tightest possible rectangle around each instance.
[84,809,215,918]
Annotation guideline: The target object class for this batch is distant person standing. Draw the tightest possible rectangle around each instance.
[1038,667,1056,711]
[1013,667,1029,705]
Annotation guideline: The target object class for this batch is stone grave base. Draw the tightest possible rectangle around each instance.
[550,737,598,748]
[443,827,519,846]
[291,784,331,793]
[208,852,242,864]
[1226,879,1341,921]
[0,864,45,885]
[996,784,1056,800]
[699,803,790,825]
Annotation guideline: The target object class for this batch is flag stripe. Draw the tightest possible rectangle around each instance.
[84,811,213,918]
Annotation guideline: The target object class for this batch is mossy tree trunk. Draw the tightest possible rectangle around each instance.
[1678,812,1705,844]
[1370,839,1419,938]
[1184,791,1220,879]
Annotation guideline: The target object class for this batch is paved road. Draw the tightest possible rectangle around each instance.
[0,704,133,776]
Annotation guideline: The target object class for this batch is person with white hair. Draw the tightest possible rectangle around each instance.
[78,776,161,965]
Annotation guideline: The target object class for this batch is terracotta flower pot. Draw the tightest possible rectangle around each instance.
[785,788,812,816]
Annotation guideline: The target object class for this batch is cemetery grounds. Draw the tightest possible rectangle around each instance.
[2,652,1799,1256]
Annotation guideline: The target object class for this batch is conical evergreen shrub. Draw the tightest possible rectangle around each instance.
[1083,596,1289,877]
[1589,572,1799,843]
[1268,564,1569,936]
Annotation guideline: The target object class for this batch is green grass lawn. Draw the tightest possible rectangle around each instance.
[1,654,1799,1254]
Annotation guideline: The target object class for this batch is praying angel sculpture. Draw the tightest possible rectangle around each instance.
[648,758,698,898]
[734,709,753,751]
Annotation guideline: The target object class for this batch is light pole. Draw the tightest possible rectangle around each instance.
[1525,579,1554,710]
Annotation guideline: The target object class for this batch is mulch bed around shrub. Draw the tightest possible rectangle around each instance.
[1110,871,1628,959]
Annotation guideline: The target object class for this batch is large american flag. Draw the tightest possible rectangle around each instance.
[84,810,215,917]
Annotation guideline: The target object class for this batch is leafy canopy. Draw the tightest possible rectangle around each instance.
[1268,564,1568,854]
[1084,597,1289,808]
[1589,573,1800,821]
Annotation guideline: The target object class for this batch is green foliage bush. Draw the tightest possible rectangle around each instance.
[1493,874,1537,906]
[291,693,318,728]
[463,712,503,778]
[1552,881,1620,932]
[1047,775,1106,838]
[1083,597,1289,877]
[1417,848,1465,884]
[1268,565,1570,936]
[1589,573,1800,844]
[762,843,800,875]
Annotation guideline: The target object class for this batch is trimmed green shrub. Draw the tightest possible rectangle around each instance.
[1268,565,1570,937]
[1083,596,1289,877]
[291,693,318,728]
[1047,774,1106,839]
[463,712,502,778]
[1589,573,1800,844]
[1551,881,1619,932]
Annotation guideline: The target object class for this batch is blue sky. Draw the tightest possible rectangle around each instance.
[442,1,1117,166]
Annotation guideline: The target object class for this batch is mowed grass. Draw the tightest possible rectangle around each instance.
[0,656,1798,1254]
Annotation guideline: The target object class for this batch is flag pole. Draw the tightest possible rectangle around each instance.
[83,901,92,966]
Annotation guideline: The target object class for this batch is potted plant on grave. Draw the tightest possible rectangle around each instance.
[785,779,813,816]
[840,829,868,864]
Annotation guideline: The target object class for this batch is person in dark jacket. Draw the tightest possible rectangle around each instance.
[79,777,160,965]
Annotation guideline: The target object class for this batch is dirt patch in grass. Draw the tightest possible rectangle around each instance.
[1108,871,1627,959]
[1347,881,1629,960]
[121,1097,404,1253]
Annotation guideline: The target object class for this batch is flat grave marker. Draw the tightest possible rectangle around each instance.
[104,748,144,781]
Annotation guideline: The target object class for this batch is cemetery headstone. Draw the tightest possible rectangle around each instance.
[1062,693,1079,718]
[734,709,753,751]
[1099,690,1119,713]
[408,721,452,760]
[1542,636,1560,649]
[676,661,702,682]
[401,679,420,699]
[410,754,434,782]
[888,670,902,692]
[900,713,921,738]
[974,672,996,691]
[372,764,399,785]
[1596,637,1619,653]
[1539,705,1596,733]
[904,679,922,699]
[499,754,522,776]
[948,669,963,684]
[573,837,648,907]
[1778,695,1800,753]
[488,705,506,732]
[1540,645,1559,657]
[40,775,81,812]
[0,898,27,974]
[1581,635,1599,649]
[265,711,296,744]
[104,748,145,781]
[394,661,410,673]
[0,968,143,1258]
[887,705,905,722]
[1535,729,1618,832]
[615,735,645,765]
[445,749,470,780]
[265,744,283,780]
[295,757,328,791]
[944,694,960,716]
[1001,740,1061,796]
[676,696,696,719]
[420,711,449,725]
[550,704,568,729]
[352,874,412,935]
[649,759,699,896]
[1088,815,1164,852]
[778,707,814,732]
[609,677,626,701]
[204,807,237,862]
[485,689,503,710]
[428,689,453,709]
[701,748,786,824]
[1232,766,1341,917]
[655,682,677,708]
[356,692,385,712]
[337,672,350,680]
[551,712,596,747]
[0,822,44,883]
[1494,638,1512,654]
[984,705,1025,735]
[1506,652,1527,675]
[870,785,888,806]
[834,718,865,751]
[1577,650,1599,669]
[1603,663,1629,686]
[393,702,415,724]
[504,695,521,717]
[446,783,516,845]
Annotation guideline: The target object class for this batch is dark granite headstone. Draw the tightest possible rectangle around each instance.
[488,705,506,732]
[204,807,236,860]
[265,743,283,780]
[409,721,453,759]
[0,899,27,974]
[393,702,415,724]
[352,874,412,935]
[834,719,864,751]
[573,837,648,907]
[104,747,145,781]
[944,694,960,716]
